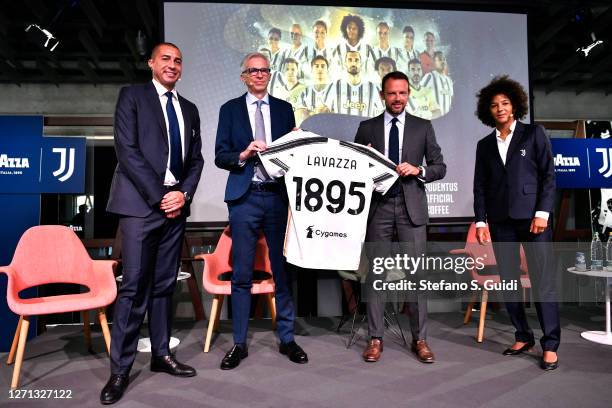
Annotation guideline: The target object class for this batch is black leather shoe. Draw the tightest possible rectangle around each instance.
[540,357,559,371]
[151,355,196,377]
[279,341,308,364]
[220,344,248,370]
[100,374,129,405]
[502,341,535,356]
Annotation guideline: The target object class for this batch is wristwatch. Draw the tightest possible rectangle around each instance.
[183,191,191,202]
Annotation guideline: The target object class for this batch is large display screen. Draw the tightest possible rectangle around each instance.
[164,1,530,222]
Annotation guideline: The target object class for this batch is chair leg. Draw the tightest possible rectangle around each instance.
[267,294,277,330]
[477,290,489,343]
[11,316,30,390]
[7,316,23,365]
[204,295,220,353]
[98,308,111,355]
[464,291,478,324]
[213,295,224,332]
[82,310,92,351]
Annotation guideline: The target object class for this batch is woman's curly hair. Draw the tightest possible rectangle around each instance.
[475,75,528,128]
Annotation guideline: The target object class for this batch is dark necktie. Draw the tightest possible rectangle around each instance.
[165,91,183,180]
[389,117,399,164]
[388,117,400,196]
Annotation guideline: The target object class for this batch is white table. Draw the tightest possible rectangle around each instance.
[568,267,612,345]
[116,271,191,352]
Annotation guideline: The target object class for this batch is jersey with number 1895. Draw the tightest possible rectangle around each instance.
[259,130,398,270]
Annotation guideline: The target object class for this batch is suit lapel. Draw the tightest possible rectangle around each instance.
[269,96,283,141]
[373,114,385,154]
[401,112,412,162]
[505,121,525,166]
[178,95,192,156]
[239,93,254,141]
[487,131,505,169]
[146,82,169,149]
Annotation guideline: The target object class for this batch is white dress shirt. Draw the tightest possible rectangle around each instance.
[152,79,185,186]
[476,119,548,228]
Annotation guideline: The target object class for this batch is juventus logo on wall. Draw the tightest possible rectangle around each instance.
[596,148,612,178]
[52,147,76,182]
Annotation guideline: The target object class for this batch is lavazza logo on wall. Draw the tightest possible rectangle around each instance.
[305,225,348,239]
[0,153,30,175]
[554,153,580,172]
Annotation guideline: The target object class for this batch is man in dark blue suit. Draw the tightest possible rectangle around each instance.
[473,76,559,371]
[215,51,307,370]
[101,43,204,404]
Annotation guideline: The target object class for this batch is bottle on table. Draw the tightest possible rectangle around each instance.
[591,232,603,271]
[605,232,612,272]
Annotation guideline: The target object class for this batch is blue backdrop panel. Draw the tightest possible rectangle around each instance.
[0,194,40,351]
[552,138,612,188]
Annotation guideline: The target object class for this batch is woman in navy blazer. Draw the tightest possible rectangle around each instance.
[473,75,560,370]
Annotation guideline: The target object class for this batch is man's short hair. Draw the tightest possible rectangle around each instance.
[408,58,421,67]
[311,55,329,68]
[402,26,414,36]
[284,58,299,68]
[340,15,365,41]
[268,27,281,38]
[433,51,445,60]
[150,42,180,59]
[381,71,409,92]
[425,31,435,38]
[374,57,396,71]
[313,20,327,31]
[377,21,389,30]
[240,52,269,73]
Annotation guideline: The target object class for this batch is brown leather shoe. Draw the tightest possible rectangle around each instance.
[411,340,435,363]
[362,338,383,362]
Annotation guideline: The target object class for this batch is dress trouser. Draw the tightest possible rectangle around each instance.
[227,188,295,345]
[365,194,427,340]
[110,210,185,375]
[489,218,560,352]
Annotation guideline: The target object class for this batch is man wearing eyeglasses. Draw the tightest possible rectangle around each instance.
[214,52,307,370]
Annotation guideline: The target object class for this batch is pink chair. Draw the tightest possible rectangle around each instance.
[195,227,276,353]
[450,223,530,343]
[0,225,117,389]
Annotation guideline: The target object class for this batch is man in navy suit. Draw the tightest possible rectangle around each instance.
[215,52,307,370]
[101,43,204,404]
[473,75,559,371]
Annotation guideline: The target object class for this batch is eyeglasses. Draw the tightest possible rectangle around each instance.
[242,67,271,76]
[290,32,302,38]
[268,37,280,41]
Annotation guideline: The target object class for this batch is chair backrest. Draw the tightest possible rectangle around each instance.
[463,223,529,273]
[10,225,94,291]
[210,227,271,273]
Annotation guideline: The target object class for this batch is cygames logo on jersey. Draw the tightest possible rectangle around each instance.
[305,225,347,239]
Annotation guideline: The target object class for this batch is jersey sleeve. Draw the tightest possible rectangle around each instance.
[259,130,323,178]
[342,141,399,194]
[258,132,297,178]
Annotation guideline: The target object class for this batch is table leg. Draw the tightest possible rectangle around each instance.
[581,277,612,345]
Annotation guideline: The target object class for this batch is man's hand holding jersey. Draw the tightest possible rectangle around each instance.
[396,162,421,177]
[239,140,267,161]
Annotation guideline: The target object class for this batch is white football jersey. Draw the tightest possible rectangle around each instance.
[259,131,398,270]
